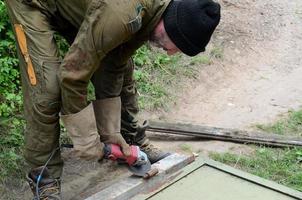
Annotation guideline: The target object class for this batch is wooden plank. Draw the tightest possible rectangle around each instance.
[84,153,195,200]
[148,121,302,147]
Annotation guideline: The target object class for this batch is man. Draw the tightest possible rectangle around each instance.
[5,0,220,199]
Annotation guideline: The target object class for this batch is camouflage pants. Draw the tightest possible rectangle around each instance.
[5,0,139,178]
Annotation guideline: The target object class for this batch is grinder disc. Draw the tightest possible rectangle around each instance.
[129,159,151,177]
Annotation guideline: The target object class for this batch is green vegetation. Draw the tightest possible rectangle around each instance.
[179,143,193,153]
[0,1,22,118]
[189,54,212,66]
[0,118,25,179]
[210,46,223,59]
[133,44,201,110]
[211,108,302,192]
[0,1,25,183]
[255,109,302,135]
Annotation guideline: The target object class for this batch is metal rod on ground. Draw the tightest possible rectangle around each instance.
[147,121,302,148]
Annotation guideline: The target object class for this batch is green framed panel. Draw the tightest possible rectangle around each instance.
[133,157,302,200]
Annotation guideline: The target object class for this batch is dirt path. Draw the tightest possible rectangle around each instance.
[151,0,302,155]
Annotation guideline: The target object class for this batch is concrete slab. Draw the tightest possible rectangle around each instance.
[84,153,195,200]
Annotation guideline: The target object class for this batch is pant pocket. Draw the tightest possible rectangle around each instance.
[24,59,61,152]
[34,58,62,116]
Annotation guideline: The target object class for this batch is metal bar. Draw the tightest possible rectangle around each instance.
[148,121,302,147]
[84,154,195,200]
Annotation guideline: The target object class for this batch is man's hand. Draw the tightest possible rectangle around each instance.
[101,134,131,156]
[93,97,130,155]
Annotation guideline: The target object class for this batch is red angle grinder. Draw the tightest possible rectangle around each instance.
[103,144,152,177]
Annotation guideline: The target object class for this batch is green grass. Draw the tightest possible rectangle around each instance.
[255,109,302,135]
[189,55,212,66]
[133,44,212,111]
[211,108,302,192]
[210,46,224,59]
[179,143,193,153]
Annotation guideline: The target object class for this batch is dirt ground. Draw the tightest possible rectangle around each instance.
[11,0,302,199]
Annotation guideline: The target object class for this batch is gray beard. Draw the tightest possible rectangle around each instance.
[149,32,162,48]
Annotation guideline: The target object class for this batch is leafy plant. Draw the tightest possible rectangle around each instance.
[0,1,22,118]
[0,1,26,185]
[0,118,25,181]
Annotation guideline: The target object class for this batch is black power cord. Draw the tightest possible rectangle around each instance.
[35,143,74,200]
[35,147,60,200]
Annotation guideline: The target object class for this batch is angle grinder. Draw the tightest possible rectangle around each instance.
[103,144,152,177]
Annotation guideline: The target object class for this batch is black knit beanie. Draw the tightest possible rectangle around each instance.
[163,0,221,56]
